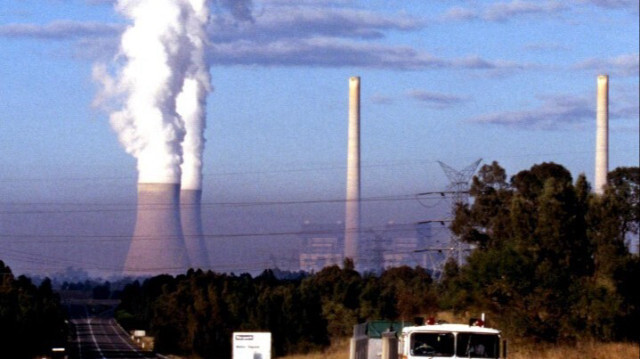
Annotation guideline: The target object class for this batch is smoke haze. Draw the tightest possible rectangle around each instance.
[178,0,212,190]
[94,0,212,185]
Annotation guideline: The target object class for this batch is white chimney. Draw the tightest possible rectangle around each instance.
[344,76,361,265]
[594,74,609,195]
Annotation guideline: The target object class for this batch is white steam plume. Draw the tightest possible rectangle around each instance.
[94,0,211,185]
[177,0,211,190]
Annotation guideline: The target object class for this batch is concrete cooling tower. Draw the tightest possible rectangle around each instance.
[180,189,209,269]
[124,183,190,276]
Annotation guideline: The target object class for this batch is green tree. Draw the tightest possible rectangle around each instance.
[122,269,330,358]
[378,266,436,321]
[446,162,638,342]
[0,261,67,358]
[584,167,640,340]
[302,263,362,338]
[451,161,512,249]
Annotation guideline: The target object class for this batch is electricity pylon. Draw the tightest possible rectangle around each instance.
[437,159,481,266]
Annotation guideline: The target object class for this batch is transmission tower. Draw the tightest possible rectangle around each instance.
[438,159,481,207]
[437,159,482,267]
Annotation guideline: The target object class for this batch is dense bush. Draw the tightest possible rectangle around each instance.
[447,163,639,342]
[0,261,67,358]
[117,264,436,357]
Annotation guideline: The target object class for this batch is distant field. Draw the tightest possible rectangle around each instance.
[277,339,639,359]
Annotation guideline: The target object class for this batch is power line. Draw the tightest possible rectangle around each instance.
[1,148,620,184]
[0,221,442,242]
[0,192,453,214]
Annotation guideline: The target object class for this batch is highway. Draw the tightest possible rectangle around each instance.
[66,302,158,359]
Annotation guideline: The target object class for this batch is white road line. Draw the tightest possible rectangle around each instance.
[106,319,146,357]
[71,304,156,359]
[76,321,83,359]
[88,318,106,359]
[76,306,89,359]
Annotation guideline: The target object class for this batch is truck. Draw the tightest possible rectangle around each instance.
[399,318,507,359]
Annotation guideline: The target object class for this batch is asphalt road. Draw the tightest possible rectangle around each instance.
[66,303,158,359]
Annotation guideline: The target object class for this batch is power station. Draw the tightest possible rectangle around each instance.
[123,73,616,276]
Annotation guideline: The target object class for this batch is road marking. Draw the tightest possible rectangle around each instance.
[68,303,156,359]
[76,320,83,359]
[88,318,106,359]
[107,319,146,357]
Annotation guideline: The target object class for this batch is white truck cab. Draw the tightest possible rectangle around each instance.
[399,319,506,359]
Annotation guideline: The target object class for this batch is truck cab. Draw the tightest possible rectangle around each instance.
[399,320,505,359]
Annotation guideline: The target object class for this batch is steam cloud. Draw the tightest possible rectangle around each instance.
[177,0,211,190]
[94,0,212,189]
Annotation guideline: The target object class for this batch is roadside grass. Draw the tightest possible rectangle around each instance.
[277,338,350,359]
[509,341,638,359]
[277,339,639,359]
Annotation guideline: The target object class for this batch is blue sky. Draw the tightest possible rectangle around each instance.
[0,0,638,275]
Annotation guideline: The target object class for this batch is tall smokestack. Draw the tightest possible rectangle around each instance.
[180,189,209,269]
[595,74,609,195]
[344,76,361,266]
[124,183,190,276]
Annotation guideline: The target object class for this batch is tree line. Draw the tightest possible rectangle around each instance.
[115,162,638,358]
[117,263,436,357]
[0,261,67,359]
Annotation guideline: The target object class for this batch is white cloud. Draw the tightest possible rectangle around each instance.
[208,37,442,68]
[468,90,638,130]
[575,0,639,12]
[0,2,531,72]
[523,42,569,52]
[407,90,469,109]
[442,6,478,21]
[207,36,525,71]
[216,0,255,22]
[86,0,115,5]
[468,94,593,130]
[210,5,425,42]
[0,20,122,40]
[441,1,568,22]
[442,0,638,23]
[574,54,640,77]
[484,1,568,22]
[370,94,395,105]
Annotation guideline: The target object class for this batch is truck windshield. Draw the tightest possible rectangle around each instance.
[455,333,500,358]
[410,333,454,357]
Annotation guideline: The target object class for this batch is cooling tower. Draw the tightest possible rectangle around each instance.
[180,189,210,269]
[124,183,190,276]
[594,74,609,195]
[344,76,361,266]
